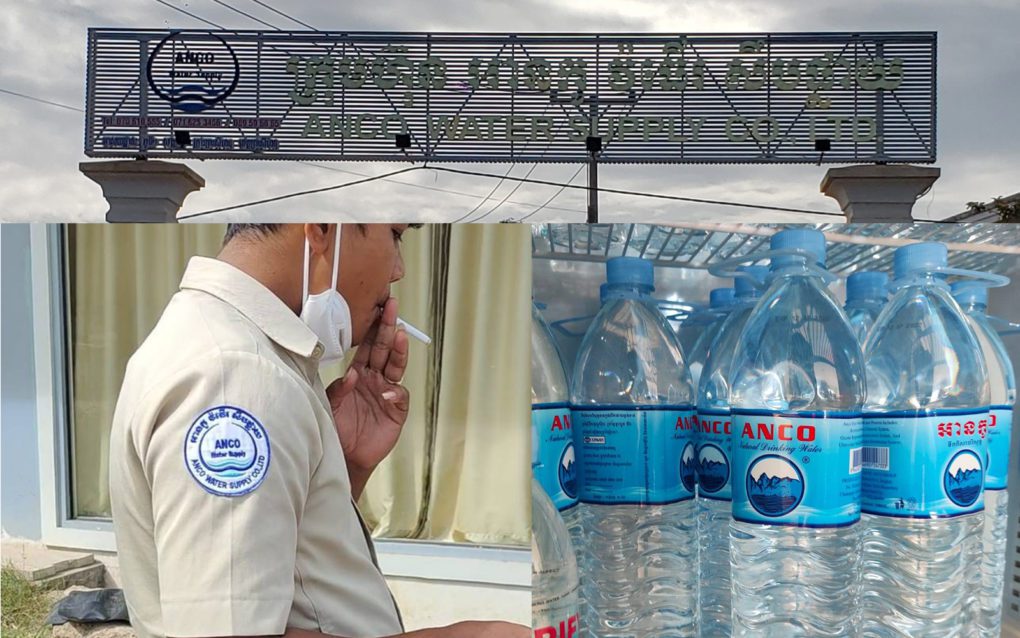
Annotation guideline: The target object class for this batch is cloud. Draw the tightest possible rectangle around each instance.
[0,0,1016,222]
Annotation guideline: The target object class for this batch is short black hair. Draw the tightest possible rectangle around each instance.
[223,223,423,245]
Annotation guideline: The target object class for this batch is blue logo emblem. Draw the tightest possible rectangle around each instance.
[184,406,270,497]
[944,450,983,507]
[146,32,240,113]
[746,454,804,517]
[559,442,577,500]
[680,442,697,493]
[697,443,729,494]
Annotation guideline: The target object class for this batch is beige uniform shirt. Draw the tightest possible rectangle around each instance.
[109,257,403,638]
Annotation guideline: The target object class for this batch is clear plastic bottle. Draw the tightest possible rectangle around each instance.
[695,265,768,638]
[687,288,736,389]
[533,477,581,638]
[532,302,585,628]
[728,228,866,637]
[844,271,889,345]
[571,256,697,638]
[860,242,990,638]
[951,281,1015,638]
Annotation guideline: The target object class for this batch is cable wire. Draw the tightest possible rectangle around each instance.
[207,0,280,30]
[515,164,586,222]
[151,0,225,28]
[178,166,422,220]
[449,164,517,223]
[247,0,316,30]
[0,88,83,113]
[428,166,845,218]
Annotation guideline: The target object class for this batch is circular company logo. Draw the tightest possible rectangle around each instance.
[746,454,804,517]
[184,406,270,497]
[680,441,697,493]
[558,442,577,500]
[696,443,730,494]
[146,32,240,113]
[944,449,983,508]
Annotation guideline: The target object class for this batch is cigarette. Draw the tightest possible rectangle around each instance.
[397,318,432,345]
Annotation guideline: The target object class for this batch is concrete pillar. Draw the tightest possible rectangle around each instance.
[80,160,205,223]
[820,164,940,222]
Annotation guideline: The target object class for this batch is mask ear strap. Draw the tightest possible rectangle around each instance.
[302,235,311,307]
[330,223,342,290]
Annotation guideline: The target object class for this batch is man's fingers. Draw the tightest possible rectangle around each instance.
[325,367,359,411]
[380,384,410,412]
[384,328,410,383]
[369,298,399,372]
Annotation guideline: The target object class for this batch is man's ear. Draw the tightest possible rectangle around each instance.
[304,223,332,256]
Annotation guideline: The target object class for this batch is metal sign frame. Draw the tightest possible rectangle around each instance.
[85,30,937,164]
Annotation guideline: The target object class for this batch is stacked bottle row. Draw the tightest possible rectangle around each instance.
[531,228,1015,638]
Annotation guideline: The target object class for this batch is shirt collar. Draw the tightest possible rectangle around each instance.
[179,256,321,359]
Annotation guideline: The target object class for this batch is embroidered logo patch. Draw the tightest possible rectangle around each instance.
[184,405,270,497]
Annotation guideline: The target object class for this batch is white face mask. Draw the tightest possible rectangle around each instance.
[299,224,352,364]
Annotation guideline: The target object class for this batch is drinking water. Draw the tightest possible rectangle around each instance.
[728,228,866,637]
[533,477,581,638]
[532,302,584,628]
[695,265,767,638]
[951,281,1015,638]
[687,287,736,389]
[571,257,697,637]
[844,271,888,345]
[861,242,990,637]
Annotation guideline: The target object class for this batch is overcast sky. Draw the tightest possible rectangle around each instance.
[0,0,1017,223]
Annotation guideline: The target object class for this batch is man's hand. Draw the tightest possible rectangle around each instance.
[326,297,410,498]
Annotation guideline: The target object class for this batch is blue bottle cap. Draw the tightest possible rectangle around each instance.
[734,265,769,298]
[846,271,889,303]
[606,256,654,291]
[709,287,736,308]
[893,242,948,280]
[770,228,827,270]
[598,282,609,305]
[951,280,989,307]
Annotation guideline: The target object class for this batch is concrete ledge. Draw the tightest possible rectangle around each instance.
[821,164,940,222]
[79,160,205,223]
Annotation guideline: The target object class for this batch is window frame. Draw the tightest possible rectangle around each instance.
[30,224,528,586]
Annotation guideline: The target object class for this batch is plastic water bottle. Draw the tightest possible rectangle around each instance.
[728,228,866,637]
[532,302,585,630]
[571,256,697,637]
[844,271,889,345]
[860,242,990,637]
[533,476,581,638]
[951,281,1015,638]
[695,265,767,638]
[688,288,736,389]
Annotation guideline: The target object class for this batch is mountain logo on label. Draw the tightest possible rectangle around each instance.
[680,442,697,492]
[746,454,804,517]
[559,442,577,499]
[943,449,983,508]
[697,443,729,494]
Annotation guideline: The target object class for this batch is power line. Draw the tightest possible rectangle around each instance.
[450,164,518,223]
[295,161,584,214]
[151,0,225,29]
[0,88,83,113]
[428,166,845,219]
[207,0,280,30]
[464,163,539,223]
[515,164,586,222]
[178,166,423,219]
[247,0,316,30]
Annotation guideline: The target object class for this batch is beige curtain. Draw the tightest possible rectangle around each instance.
[69,223,529,546]
[69,224,225,517]
[422,225,531,545]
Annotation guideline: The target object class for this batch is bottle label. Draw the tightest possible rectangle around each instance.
[573,405,696,505]
[532,403,578,511]
[731,410,862,528]
[695,408,732,501]
[532,613,579,638]
[862,408,988,517]
[987,405,1013,490]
